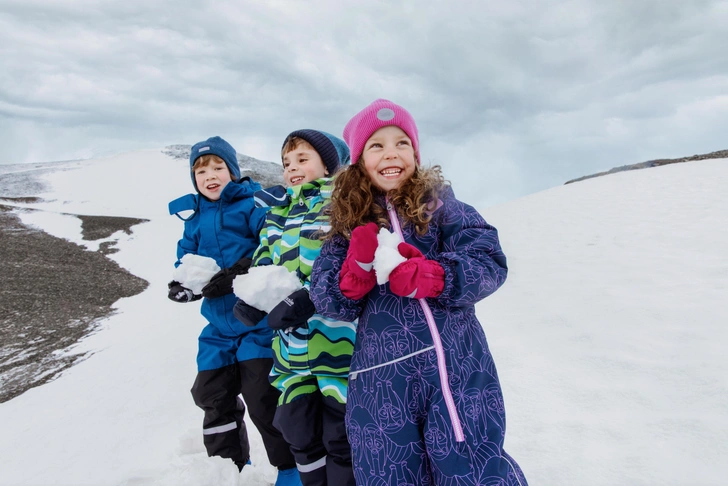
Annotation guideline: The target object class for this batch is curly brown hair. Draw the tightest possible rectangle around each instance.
[327,161,448,239]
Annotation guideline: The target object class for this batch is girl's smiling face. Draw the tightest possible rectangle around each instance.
[361,126,416,192]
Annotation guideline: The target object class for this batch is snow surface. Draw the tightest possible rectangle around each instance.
[0,149,726,486]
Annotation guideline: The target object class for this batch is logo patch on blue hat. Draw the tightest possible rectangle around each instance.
[198,146,210,153]
[377,108,395,121]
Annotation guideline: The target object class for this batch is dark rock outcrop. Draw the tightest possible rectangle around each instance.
[565,149,728,185]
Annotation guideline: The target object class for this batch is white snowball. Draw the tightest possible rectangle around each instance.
[373,228,407,285]
[233,265,303,312]
[172,254,221,295]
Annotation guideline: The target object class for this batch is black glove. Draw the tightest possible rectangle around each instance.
[234,299,268,327]
[168,281,201,303]
[267,288,316,332]
[201,257,253,299]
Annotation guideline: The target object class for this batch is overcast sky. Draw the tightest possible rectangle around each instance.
[2,0,727,207]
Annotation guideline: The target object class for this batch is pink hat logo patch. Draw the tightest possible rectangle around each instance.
[376,108,395,121]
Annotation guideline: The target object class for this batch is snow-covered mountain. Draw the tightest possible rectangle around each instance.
[0,148,726,485]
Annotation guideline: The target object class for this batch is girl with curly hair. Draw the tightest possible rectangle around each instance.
[310,99,528,485]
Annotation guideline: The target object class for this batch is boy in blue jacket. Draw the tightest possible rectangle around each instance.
[168,136,301,485]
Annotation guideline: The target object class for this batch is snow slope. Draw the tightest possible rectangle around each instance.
[0,150,726,485]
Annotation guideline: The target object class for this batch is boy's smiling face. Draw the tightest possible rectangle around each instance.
[194,158,232,201]
[283,142,328,187]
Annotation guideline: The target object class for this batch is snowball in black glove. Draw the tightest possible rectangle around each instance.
[168,280,202,303]
[267,288,316,332]
[234,299,268,327]
[201,257,253,299]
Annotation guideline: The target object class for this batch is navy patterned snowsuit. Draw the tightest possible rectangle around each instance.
[310,187,528,486]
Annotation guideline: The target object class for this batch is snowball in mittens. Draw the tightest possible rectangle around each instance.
[172,254,221,294]
[233,265,303,312]
[373,228,407,285]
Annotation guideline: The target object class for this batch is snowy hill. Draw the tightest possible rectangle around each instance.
[564,148,728,184]
[0,150,726,485]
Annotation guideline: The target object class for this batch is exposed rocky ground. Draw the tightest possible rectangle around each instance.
[0,165,150,403]
[0,203,149,403]
[565,149,728,184]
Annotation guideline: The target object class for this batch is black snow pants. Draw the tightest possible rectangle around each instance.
[191,358,295,469]
[273,391,355,486]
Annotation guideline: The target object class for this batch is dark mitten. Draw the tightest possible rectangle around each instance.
[267,288,316,331]
[167,280,202,303]
[233,299,268,327]
[201,257,253,299]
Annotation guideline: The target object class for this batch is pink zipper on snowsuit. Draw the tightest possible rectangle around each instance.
[386,200,466,443]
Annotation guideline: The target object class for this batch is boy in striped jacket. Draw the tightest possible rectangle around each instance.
[234,130,356,486]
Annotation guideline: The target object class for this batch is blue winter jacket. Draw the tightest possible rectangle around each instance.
[169,178,271,361]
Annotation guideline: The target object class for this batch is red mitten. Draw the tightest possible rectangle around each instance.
[340,222,379,299]
[389,242,445,299]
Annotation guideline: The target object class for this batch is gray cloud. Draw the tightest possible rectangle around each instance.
[1,0,727,207]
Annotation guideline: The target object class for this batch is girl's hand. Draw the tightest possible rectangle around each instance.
[339,222,379,299]
[349,222,379,264]
[389,243,445,299]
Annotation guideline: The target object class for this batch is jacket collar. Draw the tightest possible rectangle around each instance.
[255,177,333,208]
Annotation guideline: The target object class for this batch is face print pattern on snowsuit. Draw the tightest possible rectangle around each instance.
[346,352,527,485]
[310,187,528,485]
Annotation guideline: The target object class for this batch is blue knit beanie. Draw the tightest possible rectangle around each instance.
[189,136,241,191]
[282,130,350,175]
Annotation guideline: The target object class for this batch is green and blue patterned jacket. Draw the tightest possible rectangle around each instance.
[252,179,355,398]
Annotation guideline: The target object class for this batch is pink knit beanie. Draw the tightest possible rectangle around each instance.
[343,99,420,165]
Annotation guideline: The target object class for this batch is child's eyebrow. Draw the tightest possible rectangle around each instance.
[284,150,309,159]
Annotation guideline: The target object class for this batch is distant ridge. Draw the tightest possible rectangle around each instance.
[162,145,284,188]
[565,149,728,184]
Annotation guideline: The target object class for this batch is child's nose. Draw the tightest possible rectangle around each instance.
[383,147,398,159]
